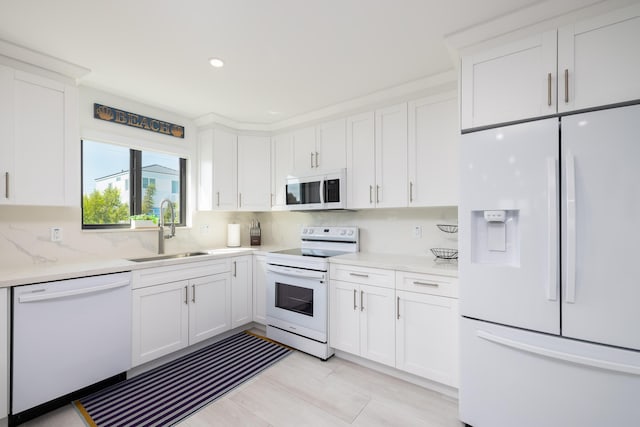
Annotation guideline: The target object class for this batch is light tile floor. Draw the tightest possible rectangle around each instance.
[21,343,462,426]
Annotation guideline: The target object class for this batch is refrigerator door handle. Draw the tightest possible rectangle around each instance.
[566,151,577,303]
[477,330,640,376]
[547,157,558,301]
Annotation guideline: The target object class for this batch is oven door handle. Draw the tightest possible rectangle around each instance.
[267,264,326,280]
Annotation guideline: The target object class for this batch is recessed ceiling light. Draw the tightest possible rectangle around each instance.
[209,57,224,68]
[268,111,281,115]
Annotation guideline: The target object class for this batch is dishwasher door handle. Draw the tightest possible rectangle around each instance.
[18,280,130,303]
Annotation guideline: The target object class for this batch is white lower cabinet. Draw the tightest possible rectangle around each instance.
[131,259,232,367]
[396,290,459,387]
[252,255,267,324]
[330,265,396,367]
[330,263,459,388]
[231,255,253,329]
[0,288,7,420]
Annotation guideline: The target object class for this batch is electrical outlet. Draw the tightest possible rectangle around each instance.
[200,224,210,234]
[50,227,62,242]
[413,225,422,239]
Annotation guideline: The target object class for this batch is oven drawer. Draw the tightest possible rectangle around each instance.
[330,264,394,289]
[396,271,458,298]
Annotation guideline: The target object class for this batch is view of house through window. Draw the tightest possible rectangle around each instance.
[82,140,186,228]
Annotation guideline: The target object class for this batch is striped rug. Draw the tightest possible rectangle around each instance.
[75,331,291,427]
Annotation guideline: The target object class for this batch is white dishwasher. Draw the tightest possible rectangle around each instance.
[11,272,132,421]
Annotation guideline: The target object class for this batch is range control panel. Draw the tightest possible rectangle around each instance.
[301,226,358,242]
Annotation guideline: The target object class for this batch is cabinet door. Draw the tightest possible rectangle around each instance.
[461,31,557,129]
[375,103,408,208]
[252,255,267,324]
[558,4,640,113]
[212,128,237,210]
[346,111,376,209]
[316,118,346,170]
[291,126,317,174]
[271,132,294,209]
[0,65,12,205]
[197,129,214,210]
[237,135,271,211]
[189,273,231,344]
[231,256,253,328]
[132,280,189,366]
[408,94,459,207]
[13,72,69,205]
[329,280,360,355]
[396,291,459,387]
[360,284,396,367]
[0,289,7,418]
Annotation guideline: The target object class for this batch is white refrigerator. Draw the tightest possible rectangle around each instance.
[459,104,640,427]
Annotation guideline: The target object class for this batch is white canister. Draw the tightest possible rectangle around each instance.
[227,223,241,247]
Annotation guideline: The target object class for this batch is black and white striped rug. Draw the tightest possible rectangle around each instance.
[75,331,291,427]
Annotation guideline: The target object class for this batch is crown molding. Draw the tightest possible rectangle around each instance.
[0,39,90,82]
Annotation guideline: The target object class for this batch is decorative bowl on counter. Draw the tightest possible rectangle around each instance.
[430,247,458,260]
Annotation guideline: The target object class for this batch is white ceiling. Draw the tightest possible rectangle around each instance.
[0,0,603,125]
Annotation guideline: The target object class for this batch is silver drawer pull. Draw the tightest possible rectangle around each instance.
[350,273,369,278]
[413,281,439,287]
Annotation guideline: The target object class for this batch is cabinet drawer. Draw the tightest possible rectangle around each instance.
[132,259,231,289]
[396,271,458,298]
[330,264,394,289]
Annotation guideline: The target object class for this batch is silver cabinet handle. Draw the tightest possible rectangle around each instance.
[350,272,369,278]
[4,172,8,199]
[369,185,373,204]
[233,261,237,277]
[413,281,439,287]
[376,185,380,203]
[192,284,196,303]
[360,290,364,311]
[353,288,357,311]
[216,191,220,207]
[397,296,400,320]
[547,73,552,106]
[409,181,414,203]
[184,285,188,305]
[315,151,319,168]
[238,193,242,208]
[270,193,274,207]
[564,69,569,103]
[310,152,315,168]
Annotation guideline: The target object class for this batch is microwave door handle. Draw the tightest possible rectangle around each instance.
[320,178,325,205]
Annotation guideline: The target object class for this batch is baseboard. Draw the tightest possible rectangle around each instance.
[334,350,459,400]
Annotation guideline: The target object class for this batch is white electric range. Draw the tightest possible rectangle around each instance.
[266,226,359,359]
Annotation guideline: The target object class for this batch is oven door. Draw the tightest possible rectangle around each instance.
[266,264,328,342]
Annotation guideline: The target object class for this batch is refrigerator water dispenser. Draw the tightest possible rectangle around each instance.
[471,209,519,266]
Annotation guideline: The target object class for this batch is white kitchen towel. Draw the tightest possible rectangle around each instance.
[227,223,241,247]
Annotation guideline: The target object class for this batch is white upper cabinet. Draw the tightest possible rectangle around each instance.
[0,66,78,206]
[346,111,376,209]
[558,4,640,113]
[271,132,294,209]
[237,135,271,211]
[408,93,459,207]
[212,128,238,210]
[291,126,317,174]
[462,4,640,129]
[292,119,347,174]
[375,103,408,208]
[315,118,346,171]
[461,31,557,129]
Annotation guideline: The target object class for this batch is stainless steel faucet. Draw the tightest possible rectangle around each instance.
[158,199,176,254]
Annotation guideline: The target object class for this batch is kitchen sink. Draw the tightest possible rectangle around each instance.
[128,251,209,262]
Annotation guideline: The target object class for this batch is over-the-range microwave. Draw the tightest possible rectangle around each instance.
[285,169,346,210]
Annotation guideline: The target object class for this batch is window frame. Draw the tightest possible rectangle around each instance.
[81,140,187,230]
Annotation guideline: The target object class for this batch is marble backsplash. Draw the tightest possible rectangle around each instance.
[0,205,458,271]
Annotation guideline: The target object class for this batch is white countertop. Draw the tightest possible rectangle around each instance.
[0,246,456,287]
[0,247,262,287]
[329,252,458,277]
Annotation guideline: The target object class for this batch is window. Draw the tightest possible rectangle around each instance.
[82,140,186,228]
